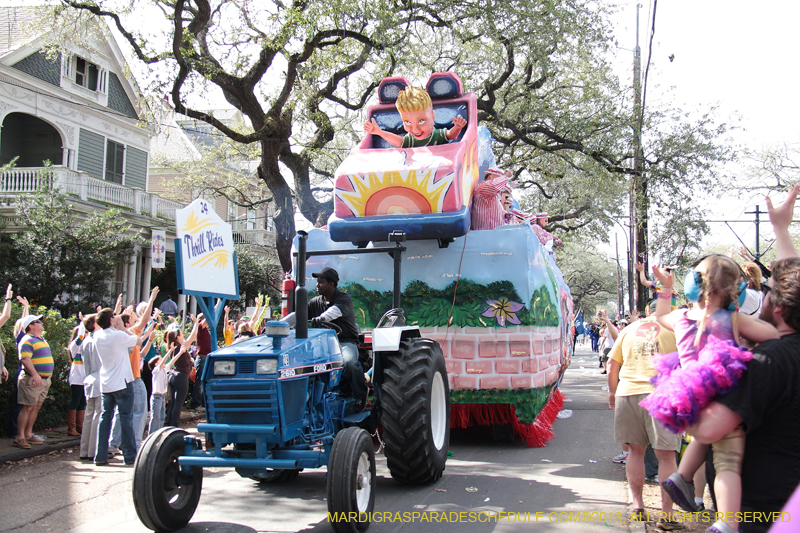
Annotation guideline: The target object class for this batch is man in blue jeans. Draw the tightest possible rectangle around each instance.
[92,308,139,465]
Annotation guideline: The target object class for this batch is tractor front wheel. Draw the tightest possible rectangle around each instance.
[327,427,376,533]
[132,427,203,532]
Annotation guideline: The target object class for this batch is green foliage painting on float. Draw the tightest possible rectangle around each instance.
[341,278,559,329]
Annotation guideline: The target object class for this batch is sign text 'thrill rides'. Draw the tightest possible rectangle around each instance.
[175,199,237,298]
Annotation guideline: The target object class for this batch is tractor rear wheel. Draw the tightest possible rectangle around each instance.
[380,337,450,484]
[132,427,203,532]
[327,427,376,533]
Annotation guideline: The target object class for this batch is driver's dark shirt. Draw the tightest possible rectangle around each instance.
[308,289,359,344]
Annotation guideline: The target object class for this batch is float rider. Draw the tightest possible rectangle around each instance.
[532,213,563,252]
[284,267,368,411]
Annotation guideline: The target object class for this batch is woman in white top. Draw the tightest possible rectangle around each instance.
[740,262,765,317]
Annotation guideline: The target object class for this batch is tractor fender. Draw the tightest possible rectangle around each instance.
[371,326,421,352]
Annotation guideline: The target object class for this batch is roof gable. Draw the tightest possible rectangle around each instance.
[0,6,144,119]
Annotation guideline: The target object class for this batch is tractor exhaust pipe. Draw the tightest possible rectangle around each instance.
[295,231,308,339]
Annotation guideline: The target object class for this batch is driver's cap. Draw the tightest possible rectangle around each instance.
[312,267,339,283]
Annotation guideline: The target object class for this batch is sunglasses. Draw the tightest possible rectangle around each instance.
[31,320,42,325]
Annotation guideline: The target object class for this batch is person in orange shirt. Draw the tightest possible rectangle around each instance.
[107,288,159,454]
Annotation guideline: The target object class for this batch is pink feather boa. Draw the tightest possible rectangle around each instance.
[639,335,752,433]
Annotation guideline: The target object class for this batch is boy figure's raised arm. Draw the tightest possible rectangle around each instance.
[364,118,404,147]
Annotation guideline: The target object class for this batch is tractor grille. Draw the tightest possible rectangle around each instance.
[206,380,278,426]
[238,360,255,374]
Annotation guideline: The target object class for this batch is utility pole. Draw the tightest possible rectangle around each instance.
[632,3,648,312]
[616,234,623,315]
[745,205,764,258]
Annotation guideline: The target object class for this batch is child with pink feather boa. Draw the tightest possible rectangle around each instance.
[640,256,779,533]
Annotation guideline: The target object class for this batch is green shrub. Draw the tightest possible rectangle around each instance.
[0,304,77,437]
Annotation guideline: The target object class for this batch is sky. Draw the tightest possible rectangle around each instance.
[4,0,797,248]
[610,1,800,258]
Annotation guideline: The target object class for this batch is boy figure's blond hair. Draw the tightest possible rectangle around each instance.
[396,86,432,113]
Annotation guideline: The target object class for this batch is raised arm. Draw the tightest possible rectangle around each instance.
[135,286,160,332]
[0,284,12,328]
[651,264,677,331]
[182,317,201,349]
[766,184,800,260]
[364,118,403,147]
[248,299,262,330]
[16,295,28,317]
[164,347,182,369]
[446,115,467,140]
[474,176,510,199]
[598,310,618,341]
[635,262,653,288]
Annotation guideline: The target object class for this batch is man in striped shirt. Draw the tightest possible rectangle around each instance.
[13,314,53,449]
[470,167,509,230]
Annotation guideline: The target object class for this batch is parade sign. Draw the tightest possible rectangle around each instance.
[175,198,239,299]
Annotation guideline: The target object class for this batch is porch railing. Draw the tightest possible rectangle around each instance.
[0,166,185,222]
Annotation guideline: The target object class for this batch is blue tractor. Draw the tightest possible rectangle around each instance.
[132,231,450,532]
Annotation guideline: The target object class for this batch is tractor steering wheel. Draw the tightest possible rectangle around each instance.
[310,319,342,335]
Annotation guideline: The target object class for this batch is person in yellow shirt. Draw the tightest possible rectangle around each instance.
[607,301,682,529]
[223,306,235,346]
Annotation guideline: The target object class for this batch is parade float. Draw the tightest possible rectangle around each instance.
[298,72,573,447]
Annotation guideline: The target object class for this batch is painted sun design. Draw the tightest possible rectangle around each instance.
[181,210,218,235]
[190,250,230,269]
[336,167,454,217]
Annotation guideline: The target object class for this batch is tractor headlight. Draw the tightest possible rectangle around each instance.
[256,359,277,374]
[214,360,236,376]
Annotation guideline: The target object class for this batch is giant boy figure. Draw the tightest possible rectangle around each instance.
[364,86,466,148]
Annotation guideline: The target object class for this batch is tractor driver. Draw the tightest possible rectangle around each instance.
[285,267,368,410]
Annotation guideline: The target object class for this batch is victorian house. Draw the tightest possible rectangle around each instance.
[0,6,185,310]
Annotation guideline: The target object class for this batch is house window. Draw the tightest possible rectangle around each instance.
[105,140,124,184]
[246,208,256,230]
[228,201,236,226]
[74,56,107,93]
[265,205,275,231]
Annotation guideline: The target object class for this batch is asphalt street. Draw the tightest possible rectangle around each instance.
[0,342,632,533]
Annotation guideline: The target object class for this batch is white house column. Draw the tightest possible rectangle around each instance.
[177,293,186,317]
[125,246,139,306]
[189,295,197,317]
[140,246,152,303]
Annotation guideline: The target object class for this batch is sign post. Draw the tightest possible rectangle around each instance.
[175,199,239,348]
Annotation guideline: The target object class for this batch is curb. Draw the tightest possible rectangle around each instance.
[2,435,82,463]
[1,409,207,464]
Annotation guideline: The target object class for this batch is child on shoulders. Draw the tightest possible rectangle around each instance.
[641,255,779,533]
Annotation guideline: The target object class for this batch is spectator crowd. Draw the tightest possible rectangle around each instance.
[604,185,800,533]
[2,286,267,465]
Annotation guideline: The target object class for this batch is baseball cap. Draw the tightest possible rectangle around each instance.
[20,314,43,331]
[312,267,339,283]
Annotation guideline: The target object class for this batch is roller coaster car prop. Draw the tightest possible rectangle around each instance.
[329,72,491,245]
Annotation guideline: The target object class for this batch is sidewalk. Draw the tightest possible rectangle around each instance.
[0,408,206,464]
[545,342,643,532]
